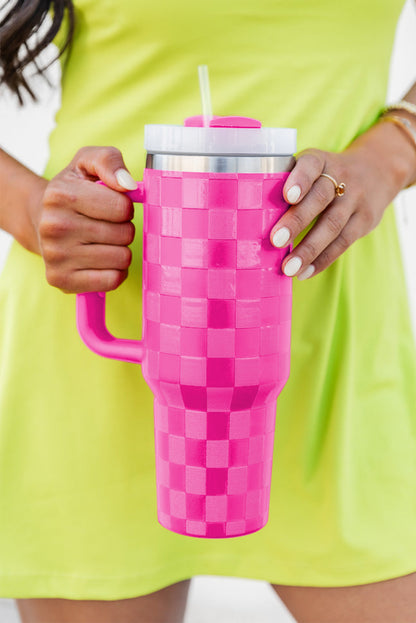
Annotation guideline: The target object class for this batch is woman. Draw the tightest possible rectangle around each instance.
[1,1,416,622]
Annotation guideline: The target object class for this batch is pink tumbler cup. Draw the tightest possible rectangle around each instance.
[76,115,296,538]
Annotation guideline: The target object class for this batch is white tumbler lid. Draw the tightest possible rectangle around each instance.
[144,115,296,156]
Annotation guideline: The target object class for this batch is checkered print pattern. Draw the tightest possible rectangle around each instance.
[154,401,277,537]
[142,169,292,538]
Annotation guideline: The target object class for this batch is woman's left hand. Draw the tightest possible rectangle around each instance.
[269,119,416,280]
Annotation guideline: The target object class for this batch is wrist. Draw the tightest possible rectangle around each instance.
[14,175,48,255]
[346,116,416,193]
[379,111,416,188]
[0,149,48,255]
[26,176,48,254]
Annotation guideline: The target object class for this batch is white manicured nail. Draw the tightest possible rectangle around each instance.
[115,168,138,190]
[272,226,291,248]
[297,265,315,281]
[283,256,302,277]
[286,185,301,204]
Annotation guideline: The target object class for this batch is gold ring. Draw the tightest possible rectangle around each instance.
[319,173,346,197]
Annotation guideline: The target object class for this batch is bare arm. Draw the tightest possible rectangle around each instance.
[0,148,48,254]
[403,80,416,105]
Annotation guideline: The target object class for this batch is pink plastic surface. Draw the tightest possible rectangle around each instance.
[184,115,261,128]
[184,115,221,127]
[76,168,292,538]
[76,183,145,363]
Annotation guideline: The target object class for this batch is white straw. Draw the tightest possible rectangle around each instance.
[198,65,213,127]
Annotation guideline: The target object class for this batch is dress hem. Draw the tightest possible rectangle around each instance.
[2,555,416,600]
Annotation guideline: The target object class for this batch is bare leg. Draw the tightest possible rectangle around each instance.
[16,579,191,623]
[271,571,416,623]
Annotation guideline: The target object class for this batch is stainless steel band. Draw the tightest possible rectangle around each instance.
[146,153,295,173]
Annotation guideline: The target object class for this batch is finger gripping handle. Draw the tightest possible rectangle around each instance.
[76,181,145,365]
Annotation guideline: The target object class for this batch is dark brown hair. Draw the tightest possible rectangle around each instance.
[0,0,75,104]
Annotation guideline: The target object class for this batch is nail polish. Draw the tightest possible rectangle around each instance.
[115,168,138,190]
[297,265,315,281]
[286,185,301,204]
[283,256,302,277]
[272,227,291,248]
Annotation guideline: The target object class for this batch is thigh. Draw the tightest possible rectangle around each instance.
[271,571,416,623]
[16,579,191,623]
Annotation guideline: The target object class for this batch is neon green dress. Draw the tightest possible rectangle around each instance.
[1,0,416,599]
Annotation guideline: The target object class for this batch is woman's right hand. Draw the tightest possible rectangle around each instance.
[36,146,137,293]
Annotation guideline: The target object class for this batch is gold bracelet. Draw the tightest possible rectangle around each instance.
[379,114,416,188]
[381,100,416,119]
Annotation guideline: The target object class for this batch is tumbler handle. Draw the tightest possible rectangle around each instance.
[76,182,145,364]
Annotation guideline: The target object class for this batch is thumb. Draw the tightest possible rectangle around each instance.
[71,146,138,192]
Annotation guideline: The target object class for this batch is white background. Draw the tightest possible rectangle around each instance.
[1,2,416,621]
